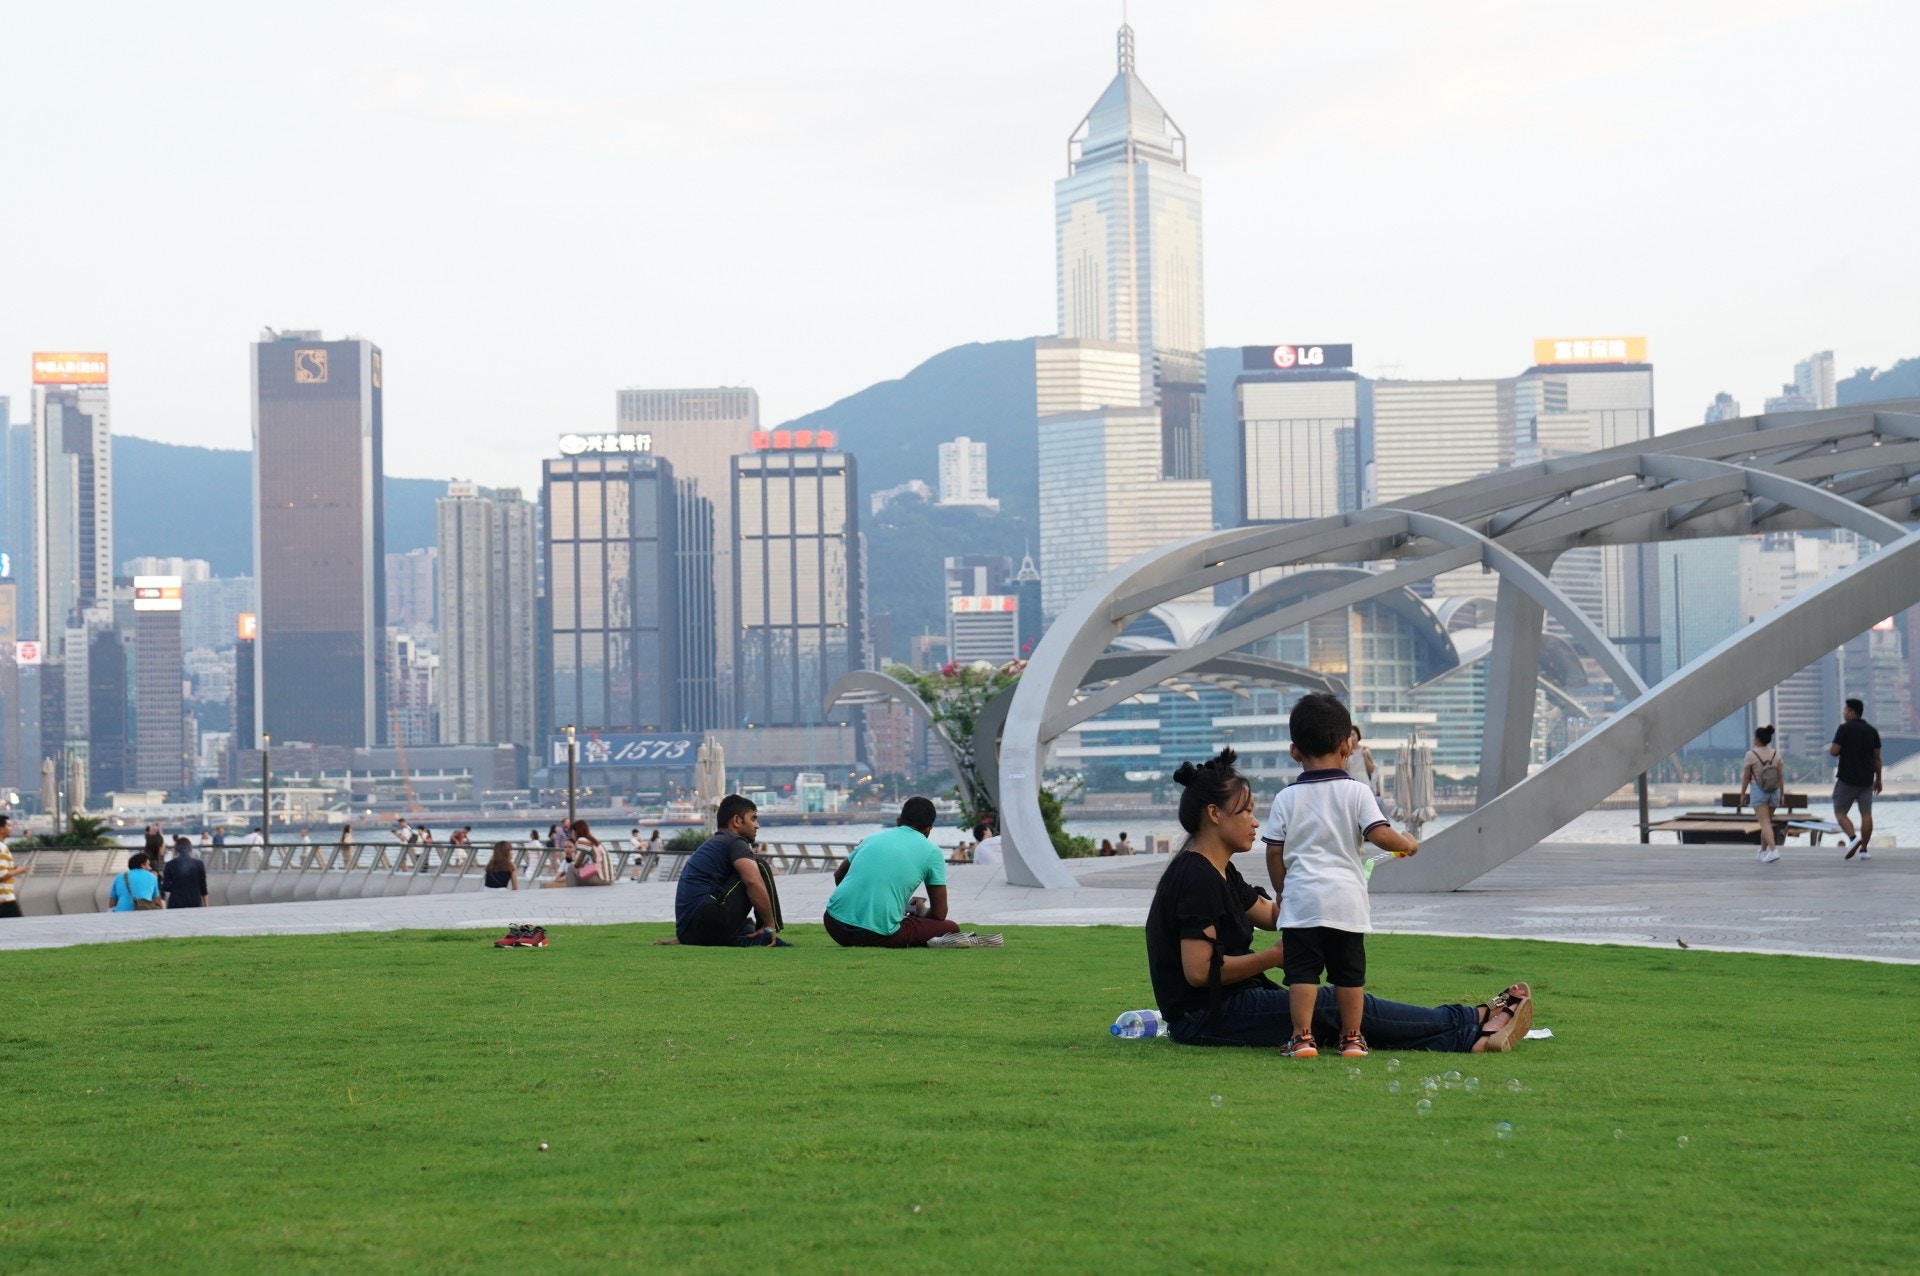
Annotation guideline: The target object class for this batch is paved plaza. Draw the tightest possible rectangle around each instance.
[4,840,1916,963]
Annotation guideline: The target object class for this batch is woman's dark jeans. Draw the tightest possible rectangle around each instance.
[1168,985,1479,1053]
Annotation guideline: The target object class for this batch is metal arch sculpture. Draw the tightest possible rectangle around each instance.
[998,398,1920,891]
[821,669,981,816]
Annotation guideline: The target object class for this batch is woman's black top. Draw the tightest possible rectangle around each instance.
[1144,851,1276,1021]
[482,870,512,889]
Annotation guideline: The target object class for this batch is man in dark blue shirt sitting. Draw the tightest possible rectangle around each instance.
[672,795,789,946]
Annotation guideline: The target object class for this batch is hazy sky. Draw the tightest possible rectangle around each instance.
[6,0,1915,491]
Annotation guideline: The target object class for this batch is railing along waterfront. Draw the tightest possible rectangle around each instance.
[6,840,865,916]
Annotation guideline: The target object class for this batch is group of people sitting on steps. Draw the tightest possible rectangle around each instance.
[663,690,1536,1059]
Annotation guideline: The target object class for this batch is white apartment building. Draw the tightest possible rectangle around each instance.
[436,483,538,754]
[937,437,995,509]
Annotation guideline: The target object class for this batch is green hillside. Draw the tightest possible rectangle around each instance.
[110,436,446,575]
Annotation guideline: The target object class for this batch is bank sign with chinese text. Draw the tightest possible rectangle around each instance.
[1534,337,1648,365]
[549,733,697,768]
[560,432,653,455]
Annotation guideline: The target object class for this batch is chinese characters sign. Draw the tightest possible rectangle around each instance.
[32,352,108,385]
[549,733,697,768]
[750,429,837,450]
[559,432,654,456]
[1533,337,1648,365]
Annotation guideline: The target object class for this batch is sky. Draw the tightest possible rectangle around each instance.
[5,0,1916,492]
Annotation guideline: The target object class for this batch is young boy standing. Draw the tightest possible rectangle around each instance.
[1261,693,1419,1059]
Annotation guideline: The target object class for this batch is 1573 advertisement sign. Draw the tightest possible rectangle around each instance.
[549,733,698,768]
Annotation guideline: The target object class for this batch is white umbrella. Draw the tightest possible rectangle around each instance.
[66,753,87,815]
[40,757,56,816]
[1392,729,1437,840]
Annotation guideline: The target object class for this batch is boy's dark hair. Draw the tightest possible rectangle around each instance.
[1171,748,1251,838]
[898,796,937,833]
[1845,697,1865,716]
[1289,693,1353,760]
[127,852,148,871]
[716,794,757,830]
[1755,725,1776,746]
[972,822,990,841]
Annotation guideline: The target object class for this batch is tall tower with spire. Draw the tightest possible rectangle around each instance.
[1055,22,1206,481]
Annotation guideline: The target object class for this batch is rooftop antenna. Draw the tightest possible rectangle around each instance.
[1118,11,1135,74]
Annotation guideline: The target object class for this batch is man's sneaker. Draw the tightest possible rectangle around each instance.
[494,924,526,949]
[1842,836,1861,859]
[1281,1032,1318,1059]
[1858,847,1871,860]
[521,926,548,948]
[928,931,1004,948]
[1339,1032,1369,1058]
[1759,849,1781,864]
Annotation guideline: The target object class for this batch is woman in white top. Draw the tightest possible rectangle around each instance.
[1740,725,1785,863]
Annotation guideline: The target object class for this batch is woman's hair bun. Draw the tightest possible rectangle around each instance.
[1171,760,1199,787]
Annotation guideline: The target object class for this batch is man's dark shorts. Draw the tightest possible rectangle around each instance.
[1282,925,1367,988]
[1833,780,1874,817]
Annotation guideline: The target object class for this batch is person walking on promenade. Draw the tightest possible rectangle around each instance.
[1830,698,1883,859]
[336,823,355,869]
[0,814,23,919]
[1740,725,1786,864]
[161,835,209,909]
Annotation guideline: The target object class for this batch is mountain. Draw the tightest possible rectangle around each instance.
[110,436,445,575]
[778,339,1042,519]
[1839,358,1920,406]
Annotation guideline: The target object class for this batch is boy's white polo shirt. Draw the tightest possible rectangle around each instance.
[1260,768,1391,933]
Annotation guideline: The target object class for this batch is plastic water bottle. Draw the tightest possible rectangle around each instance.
[1110,1009,1167,1038]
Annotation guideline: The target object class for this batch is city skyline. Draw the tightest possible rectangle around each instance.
[5,2,1916,493]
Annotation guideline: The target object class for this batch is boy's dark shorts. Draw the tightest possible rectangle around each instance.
[1282,926,1367,988]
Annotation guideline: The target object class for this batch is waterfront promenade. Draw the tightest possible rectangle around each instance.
[4,840,1914,963]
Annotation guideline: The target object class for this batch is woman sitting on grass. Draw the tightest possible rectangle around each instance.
[1144,748,1531,1053]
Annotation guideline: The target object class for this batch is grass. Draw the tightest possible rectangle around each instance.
[5,926,1918,1273]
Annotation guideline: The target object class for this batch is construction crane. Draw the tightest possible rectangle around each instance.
[390,708,423,814]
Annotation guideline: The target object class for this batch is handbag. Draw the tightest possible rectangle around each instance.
[125,873,165,911]
[575,849,601,882]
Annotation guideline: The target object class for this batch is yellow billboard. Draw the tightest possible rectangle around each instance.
[1534,337,1647,366]
[32,352,109,385]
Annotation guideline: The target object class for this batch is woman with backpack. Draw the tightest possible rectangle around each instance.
[1741,725,1786,864]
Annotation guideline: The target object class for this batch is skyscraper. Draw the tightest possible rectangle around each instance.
[1056,23,1206,481]
[437,483,538,754]
[542,450,700,735]
[1703,391,1742,423]
[31,353,112,646]
[732,439,864,727]
[131,575,185,793]
[1237,344,1365,524]
[2,399,35,642]
[251,330,387,748]
[615,388,758,721]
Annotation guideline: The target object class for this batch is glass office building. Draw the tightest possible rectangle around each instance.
[544,453,679,733]
[251,331,386,747]
[732,447,864,727]
[1056,24,1207,481]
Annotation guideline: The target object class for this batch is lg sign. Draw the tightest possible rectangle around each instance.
[1243,344,1354,372]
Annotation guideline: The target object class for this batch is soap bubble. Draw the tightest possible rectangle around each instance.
[1676,1135,1690,1149]
[1416,1099,1432,1116]
[1387,1058,1401,1072]
[1346,1066,1362,1080]
[1506,1079,1524,1094]
[1464,1077,1480,1093]
[1423,1079,1440,1095]
[1494,1122,1514,1140]
[1613,1129,1624,1141]
[1444,1070,1463,1086]
[1388,1079,1401,1094]
[1210,1094,1223,1109]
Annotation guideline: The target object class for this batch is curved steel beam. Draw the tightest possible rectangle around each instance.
[1639,454,1910,545]
[822,670,977,815]
[1379,528,1920,892]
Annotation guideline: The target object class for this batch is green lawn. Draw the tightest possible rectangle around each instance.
[6,925,1918,1272]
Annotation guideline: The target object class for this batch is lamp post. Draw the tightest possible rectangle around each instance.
[261,734,272,862]
[565,724,577,832]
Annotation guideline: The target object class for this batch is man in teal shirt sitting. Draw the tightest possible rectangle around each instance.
[824,797,1001,948]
